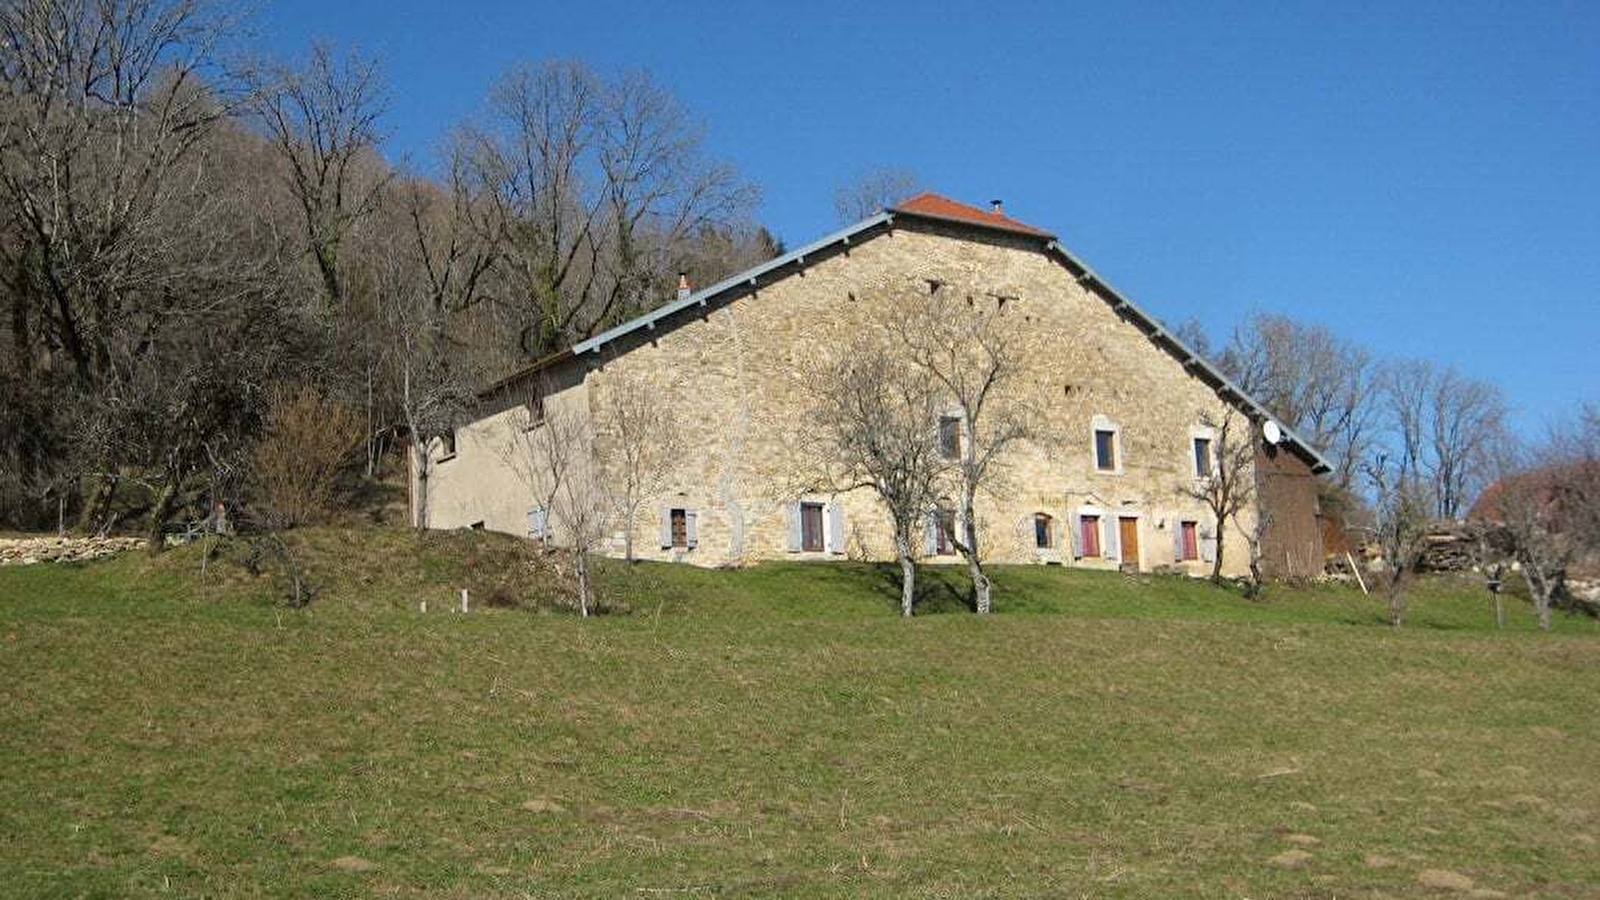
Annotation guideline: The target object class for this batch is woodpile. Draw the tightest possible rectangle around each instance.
[0,536,147,567]
[1418,523,1482,572]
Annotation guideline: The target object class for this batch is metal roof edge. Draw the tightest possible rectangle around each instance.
[1044,240,1334,475]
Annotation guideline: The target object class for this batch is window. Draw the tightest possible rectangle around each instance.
[1094,428,1117,472]
[469,521,485,530]
[936,508,957,555]
[800,501,826,552]
[1079,514,1102,557]
[670,508,688,549]
[1193,437,1212,478]
[1034,513,1054,550]
[938,415,962,460]
[1180,521,1199,561]
[439,429,457,459]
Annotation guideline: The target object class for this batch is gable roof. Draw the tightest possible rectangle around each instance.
[498,192,1332,474]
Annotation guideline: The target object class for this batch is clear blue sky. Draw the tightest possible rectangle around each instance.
[257,0,1598,432]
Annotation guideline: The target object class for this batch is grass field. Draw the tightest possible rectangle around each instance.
[2,528,1597,898]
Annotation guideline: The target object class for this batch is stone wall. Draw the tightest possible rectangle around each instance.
[424,220,1323,576]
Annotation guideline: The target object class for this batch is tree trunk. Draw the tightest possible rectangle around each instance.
[970,558,992,615]
[1387,571,1406,627]
[574,550,591,618]
[1518,552,1553,632]
[145,477,179,556]
[1210,525,1226,583]
[623,503,635,563]
[895,532,916,618]
[76,473,116,534]
[961,494,992,614]
[413,448,430,530]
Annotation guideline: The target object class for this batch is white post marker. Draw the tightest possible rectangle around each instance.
[460,588,469,614]
[420,599,427,613]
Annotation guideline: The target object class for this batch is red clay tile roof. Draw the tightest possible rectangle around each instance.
[891,192,1056,239]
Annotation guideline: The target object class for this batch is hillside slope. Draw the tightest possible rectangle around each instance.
[1,528,1596,898]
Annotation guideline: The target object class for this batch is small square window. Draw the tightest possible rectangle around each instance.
[938,415,962,460]
[1094,429,1117,471]
[1193,437,1212,478]
[439,429,457,459]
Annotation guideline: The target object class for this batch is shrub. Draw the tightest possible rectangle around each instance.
[248,385,365,529]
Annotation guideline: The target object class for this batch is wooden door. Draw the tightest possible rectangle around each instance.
[1118,517,1140,571]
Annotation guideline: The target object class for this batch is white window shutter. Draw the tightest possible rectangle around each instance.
[827,502,845,554]
[1172,519,1185,560]
[660,506,673,550]
[786,502,803,552]
[685,510,698,549]
[1200,526,1217,563]
[527,507,547,539]
[1070,514,1084,559]
[1106,517,1121,562]
[924,514,939,556]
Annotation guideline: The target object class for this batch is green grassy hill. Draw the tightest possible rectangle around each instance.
[2,528,1596,898]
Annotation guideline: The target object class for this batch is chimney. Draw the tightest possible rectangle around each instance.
[676,272,691,300]
[990,199,1005,216]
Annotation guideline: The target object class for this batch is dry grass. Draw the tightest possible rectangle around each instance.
[1,527,1596,897]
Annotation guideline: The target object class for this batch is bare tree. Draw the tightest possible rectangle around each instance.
[1425,366,1507,520]
[1215,313,1380,502]
[592,366,681,562]
[245,41,390,311]
[833,166,921,223]
[1383,359,1507,520]
[1365,453,1432,627]
[379,250,479,530]
[458,60,757,358]
[1477,406,1600,631]
[889,283,1034,614]
[1178,411,1256,583]
[0,0,238,386]
[502,387,610,616]
[804,339,950,616]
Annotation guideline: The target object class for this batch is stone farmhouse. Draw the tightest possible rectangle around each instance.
[412,193,1330,578]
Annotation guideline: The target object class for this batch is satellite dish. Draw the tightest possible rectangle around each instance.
[1262,420,1283,445]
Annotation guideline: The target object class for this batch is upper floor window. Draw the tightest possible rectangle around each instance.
[1193,436,1213,478]
[1091,414,1123,474]
[938,415,962,460]
[1095,429,1116,471]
